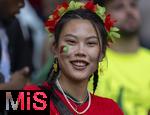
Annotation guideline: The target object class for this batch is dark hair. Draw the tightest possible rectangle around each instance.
[51,9,108,93]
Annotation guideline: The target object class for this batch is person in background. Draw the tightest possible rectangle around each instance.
[88,0,150,115]
[0,0,33,90]
[28,0,43,19]
[23,1,123,114]
[17,0,50,82]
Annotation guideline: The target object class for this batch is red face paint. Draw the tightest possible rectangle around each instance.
[60,45,69,54]
[60,46,65,54]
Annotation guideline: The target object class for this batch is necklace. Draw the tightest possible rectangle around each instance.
[66,93,88,104]
[56,81,88,104]
[56,80,91,114]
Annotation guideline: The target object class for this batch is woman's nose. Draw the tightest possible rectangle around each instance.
[75,43,86,57]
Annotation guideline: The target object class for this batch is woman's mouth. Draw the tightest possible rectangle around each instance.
[70,60,89,70]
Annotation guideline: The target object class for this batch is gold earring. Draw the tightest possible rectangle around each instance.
[53,59,58,72]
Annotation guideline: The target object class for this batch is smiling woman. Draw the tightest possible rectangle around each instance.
[23,1,123,115]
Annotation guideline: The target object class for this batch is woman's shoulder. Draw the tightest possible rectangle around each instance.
[23,82,51,90]
[91,94,124,114]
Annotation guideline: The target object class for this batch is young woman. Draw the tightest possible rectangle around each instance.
[24,1,123,115]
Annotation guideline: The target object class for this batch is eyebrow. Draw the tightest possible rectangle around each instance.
[63,34,78,39]
[63,34,98,40]
[86,36,98,40]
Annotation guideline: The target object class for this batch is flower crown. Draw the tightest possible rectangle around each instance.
[45,1,120,39]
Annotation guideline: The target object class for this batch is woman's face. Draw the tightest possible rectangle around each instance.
[55,19,101,82]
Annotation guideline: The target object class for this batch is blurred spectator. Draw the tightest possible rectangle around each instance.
[28,0,44,20]
[17,0,58,85]
[88,0,150,115]
[29,0,42,12]
[0,0,32,90]
[17,0,50,80]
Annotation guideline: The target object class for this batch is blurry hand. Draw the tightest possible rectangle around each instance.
[9,67,30,90]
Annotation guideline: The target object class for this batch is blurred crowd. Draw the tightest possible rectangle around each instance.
[0,0,53,89]
[0,0,150,115]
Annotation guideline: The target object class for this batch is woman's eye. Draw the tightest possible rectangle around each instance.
[87,42,98,46]
[66,40,76,45]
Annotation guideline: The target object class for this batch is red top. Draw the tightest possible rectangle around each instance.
[24,82,124,115]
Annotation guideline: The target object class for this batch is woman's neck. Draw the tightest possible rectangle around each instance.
[58,74,88,102]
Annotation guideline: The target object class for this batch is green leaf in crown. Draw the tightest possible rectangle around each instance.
[96,5,106,21]
[68,1,83,11]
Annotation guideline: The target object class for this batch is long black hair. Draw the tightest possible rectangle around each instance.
[49,9,108,93]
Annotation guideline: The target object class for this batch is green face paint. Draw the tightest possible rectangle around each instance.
[63,45,69,54]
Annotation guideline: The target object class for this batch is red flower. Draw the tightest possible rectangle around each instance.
[61,2,69,9]
[104,14,116,31]
[45,20,55,32]
[85,1,96,12]
[45,2,69,33]
[52,10,60,20]
[56,2,69,10]
[45,17,60,33]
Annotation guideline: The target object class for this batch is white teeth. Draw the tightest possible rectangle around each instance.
[71,61,86,67]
